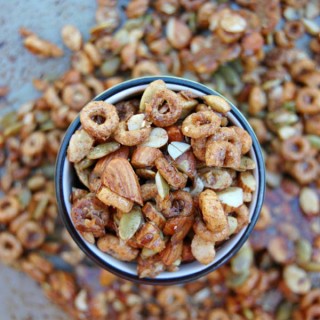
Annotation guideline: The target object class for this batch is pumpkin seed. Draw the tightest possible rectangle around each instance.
[119,206,143,241]
[299,187,319,216]
[77,157,96,170]
[100,57,120,77]
[33,195,50,220]
[74,163,90,188]
[87,142,120,160]
[141,247,158,259]
[0,111,17,128]
[219,64,240,87]
[231,242,253,274]
[236,156,256,171]
[228,216,238,235]
[226,270,250,288]
[276,301,294,320]
[18,188,32,209]
[296,238,312,264]
[4,123,23,137]
[306,135,320,150]
[299,261,320,272]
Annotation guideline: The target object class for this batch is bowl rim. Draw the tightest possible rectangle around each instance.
[55,75,266,285]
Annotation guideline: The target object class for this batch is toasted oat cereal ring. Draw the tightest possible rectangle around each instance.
[16,221,45,249]
[71,195,109,237]
[191,137,207,161]
[289,158,318,185]
[296,87,320,115]
[21,131,46,156]
[281,136,311,161]
[231,126,252,154]
[113,121,151,146]
[284,21,305,40]
[298,72,320,89]
[162,190,194,218]
[62,83,91,111]
[305,114,320,135]
[233,204,250,233]
[208,309,230,320]
[182,111,221,139]
[0,197,20,224]
[145,89,182,127]
[157,287,187,310]
[0,232,23,264]
[80,101,119,140]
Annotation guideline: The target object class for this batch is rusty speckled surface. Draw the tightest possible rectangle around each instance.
[0,0,96,318]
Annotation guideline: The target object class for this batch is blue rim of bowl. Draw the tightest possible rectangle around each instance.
[55,76,266,285]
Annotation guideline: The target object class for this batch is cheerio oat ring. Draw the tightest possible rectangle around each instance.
[55,76,265,285]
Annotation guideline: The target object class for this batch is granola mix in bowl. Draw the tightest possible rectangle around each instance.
[56,76,265,283]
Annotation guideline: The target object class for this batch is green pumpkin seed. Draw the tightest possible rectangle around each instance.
[155,171,170,199]
[296,238,312,264]
[74,163,90,188]
[237,157,256,171]
[77,157,96,170]
[35,111,50,124]
[87,142,120,160]
[231,242,253,274]
[276,301,293,320]
[299,261,320,272]
[141,247,158,259]
[0,111,17,128]
[228,216,238,235]
[100,57,121,77]
[226,270,250,288]
[4,123,23,137]
[282,101,296,112]
[41,165,56,179]
[243,308,254,320]
[40,120,55,131]
[219,65,240,87]
[306,135,320,150]
[18,188,32,209]
[119,206,143,241]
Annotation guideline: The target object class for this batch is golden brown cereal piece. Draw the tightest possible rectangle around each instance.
[145,89,182,127]
[248,86,267,115]
[137,255,165,278]
[125,0,149,18]
[80,101,119,140]
[67,129,94,163]
[155,156,187,189]
[231,126,252,154]
[182,111,221,139]
[199,167,233,191]
[23,34,63,58]
[191,234,216,265]
[161,190,194,218]
[305,114,320,136]
[141,183,158,202]
[199,189,227,233]
[135,222,166,252]
[142,202,166,229]
[62,83,91,111]
[191,137,207,161]
[96,187,134,213]
[239,172,256,193]
[102,158,143,205]
[233,204,250,233]
[71,51,94,75]
[113,121,151,146]
[71,195,109,237]
[166,125,184,143]
[0,196,20,224]
[296,87,320,114]
[16,221,45,249]
[21,131,46,157]
[0,232,23,264]
[97,234,139,261]
[61,25,82,51]
[289,158,318,185]
[160,241,183,266]
[281,136,311,161]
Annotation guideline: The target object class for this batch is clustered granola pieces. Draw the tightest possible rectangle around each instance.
[68,81,255,277]
[0,0,319,318]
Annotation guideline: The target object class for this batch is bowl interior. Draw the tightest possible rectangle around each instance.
[59,81,261,281]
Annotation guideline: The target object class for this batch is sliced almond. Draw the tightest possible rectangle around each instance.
[217,187,243,212]
[155,171,170,199]
[142,202,166,229]
[239,172,256,192]
[119,206,143,241]
[302,19,320,35]
[190,176,204,196]
[102,158,143,205]
[202,95,231,113]
[127,114,147,131]
[139,80,166,112]
[228,216,238,236]
[131,146,162,168]
[171,141,190,155]
[236,156,256,171]
[141,127,168,148]
[174,151,197,178]
[96,186,133,213]
[243,192,253,203]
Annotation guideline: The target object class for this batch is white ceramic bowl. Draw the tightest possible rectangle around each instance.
[55,76,265,285]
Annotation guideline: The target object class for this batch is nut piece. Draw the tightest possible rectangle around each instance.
[168,142,191,160]
[239,172,256,192]
[131,146,162,168]
[217,187,244,212]
[97,234,139,261]
[202,95,231,113]
[155,171,170,200]
[127,114,147,131]
[67,129,94,163]
[135,222,165,252]
[142,202,166,229]
[199,189,227,233]
[166,18,192,49]
[102,158,143,205]
[141,127,169,148]
[191,234,216,265]
[61,25,82,51]
[139,80,166,112]
[299,187,319,216]
[96,187,133,213]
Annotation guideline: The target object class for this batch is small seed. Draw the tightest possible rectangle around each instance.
[87,142,120,160]
[299,187,319,216]
[119,206,143,241]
